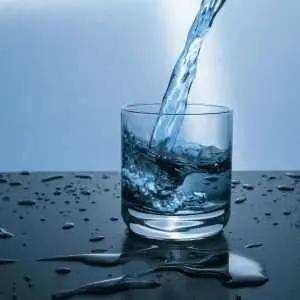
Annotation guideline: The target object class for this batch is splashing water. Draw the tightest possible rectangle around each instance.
[149,0,226,152]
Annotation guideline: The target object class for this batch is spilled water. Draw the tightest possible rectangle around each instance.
[51,275,160,299]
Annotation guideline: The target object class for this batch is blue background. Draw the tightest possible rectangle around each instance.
[0,0,299,171]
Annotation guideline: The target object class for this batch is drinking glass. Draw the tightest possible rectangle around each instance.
[121,103,233,241]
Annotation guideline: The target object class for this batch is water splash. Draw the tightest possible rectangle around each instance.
[149,0,226,151]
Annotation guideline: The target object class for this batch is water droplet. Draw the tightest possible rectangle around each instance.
[267,189,273,192]
[235,295,242,300]
[0,178,7,184]
[17,200,37,206]
[19,216,24,220]
[89,236,105,242]
[79,208,87,212]
[285,172,300,179]
[242,184,254,190]
[268,176,276,180]
[55,267,71,275]
[273,222,279,226]
[22,242,27,247]
[0,228,14,239]
[9,182,22,187]
[53,191,61,196]
[20,171,30,176]
[235,197,247,204]
[83,218,89,222]
[245,243,263,249]
[41,176,64,183]
[283,210,291,216]
[110,217,119,221]
[264,212,271,216]
[24,276,32,282]
[104,188,110,192]
[74,174,93,179]
[81,190,91,196]
[40,218,46,222]
[62,222,75,230]
[2,196,10,201]
[64,200,71,205]
[0,258,17,264]
[231,179,240,185]
[51,275,160,299]
[277,185,294,191]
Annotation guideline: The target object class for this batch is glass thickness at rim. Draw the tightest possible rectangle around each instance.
[121,103,233,116]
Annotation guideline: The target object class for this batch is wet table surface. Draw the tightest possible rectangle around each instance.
[0,171,300,300]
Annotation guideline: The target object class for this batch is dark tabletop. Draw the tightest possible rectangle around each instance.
[0,171,299,300]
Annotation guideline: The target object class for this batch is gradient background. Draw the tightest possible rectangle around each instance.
[0,0,299,171]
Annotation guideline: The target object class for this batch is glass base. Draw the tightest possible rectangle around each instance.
[122,207,230,241]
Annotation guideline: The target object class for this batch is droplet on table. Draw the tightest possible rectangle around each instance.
[53,191,61,196]
[81,190,91,196]
[277,185,294,191]
[55,267,71,275]
[0,228,14,239]
[89,236,105,242]
[2,196,10,201]
[41,176,64,183]
[62,222,75,230]
[110,217,119,221]
[20,171,30,176]
[104,188,110,192]
[9,182,22,187]
[79,208,87,212]
[264,212,271,216]
[283,210,291,216]
[245,243,263,249]
[231,179,240,185]
[0,178,8,184]
[74,174,93,179]
[17,200,37,206]
[285,172,300,179]
[242,184,254,190]
[273,222,279,226]
[235,197,247,204]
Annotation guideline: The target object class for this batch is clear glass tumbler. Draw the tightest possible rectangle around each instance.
[121,103,233,241]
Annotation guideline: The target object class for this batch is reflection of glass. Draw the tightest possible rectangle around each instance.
[121,233,268,290]
[121,233,230,300]
[121,104,233,240]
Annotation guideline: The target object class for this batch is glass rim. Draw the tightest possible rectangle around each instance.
[121,103,233,116]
